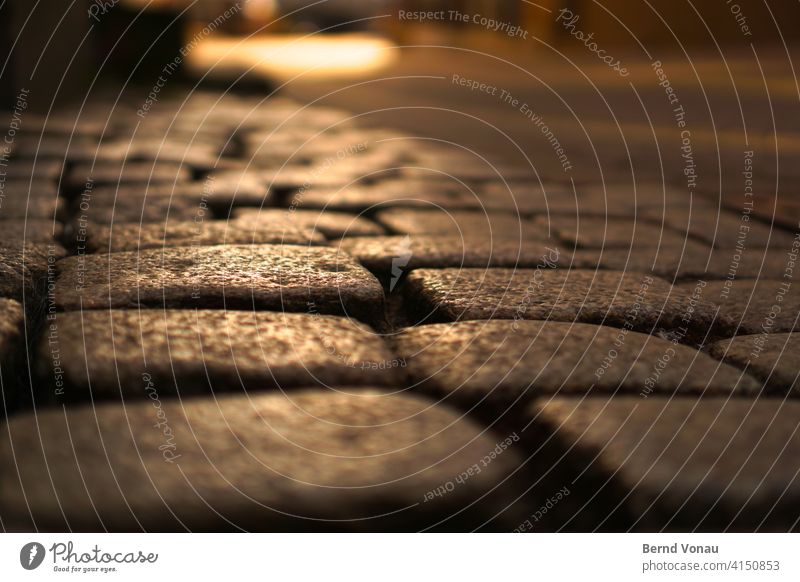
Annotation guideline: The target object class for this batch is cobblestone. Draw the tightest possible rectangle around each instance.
[235,208,384,238]
[395,320,758,404]
[291,180,479,211]
[54,245,385,322]
[0,181,63,219]
[403,268,730,342]
[708,332,800,392]
[575,241,794,281]
[67,187,215,230]
[679,279,800,335]
[41,310,399,400]
[83,217,325,253]
[531,397,800,530]
[0,391,522,530]
[660,210,798,248]
[376,208,546,239]
[537,215,689,249]
[339,236,566,273]
[3,84,799,535]
[70,183,280,227]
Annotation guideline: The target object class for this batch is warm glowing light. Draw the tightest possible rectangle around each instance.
[186,33,397,82]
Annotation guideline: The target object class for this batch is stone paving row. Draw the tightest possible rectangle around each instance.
[402,268,732,343]
[338,235,570,273]
[42,310,399,402]
[289,179,479,211]
[536,215,691,249]
[54,245,385,322]
[0,93,798,531]
[81,219,326,253]
[575,241,797,281]
[375,208,547,240]
[394,320,759,404]
[77,208,381,253]
[1,391,523,531]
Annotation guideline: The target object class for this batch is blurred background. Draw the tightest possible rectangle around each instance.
[3,0,800,213]
[6,0,800,105]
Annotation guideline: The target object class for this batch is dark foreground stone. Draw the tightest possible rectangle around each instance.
[0,390,524,531]
[529,397,800,531]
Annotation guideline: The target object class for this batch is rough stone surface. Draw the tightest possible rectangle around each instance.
[0,244,64,301]
[659,210,798,248]
[338,235,567,273]
[575,241,793,281]
[403,268,732,342]
[395,320,758,403]
[531,397,800,530]
[678,279,800,335]
[70,191,216,230]
[54,245,385,322]
[43,310,400,400]
[291,180,480,211]
[235,208,384,238]
[4,88,799,535]
[708,332,800,392]
[405,157,532,182]
[476,182,578,215]
[196,172,272,206]
[376,208,545,239]
[0,390,523,531]
[78,182,276,215]
[537,215,689,249]
[83,217,325,253]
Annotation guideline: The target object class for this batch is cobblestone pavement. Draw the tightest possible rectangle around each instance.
[1,81,799,532]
